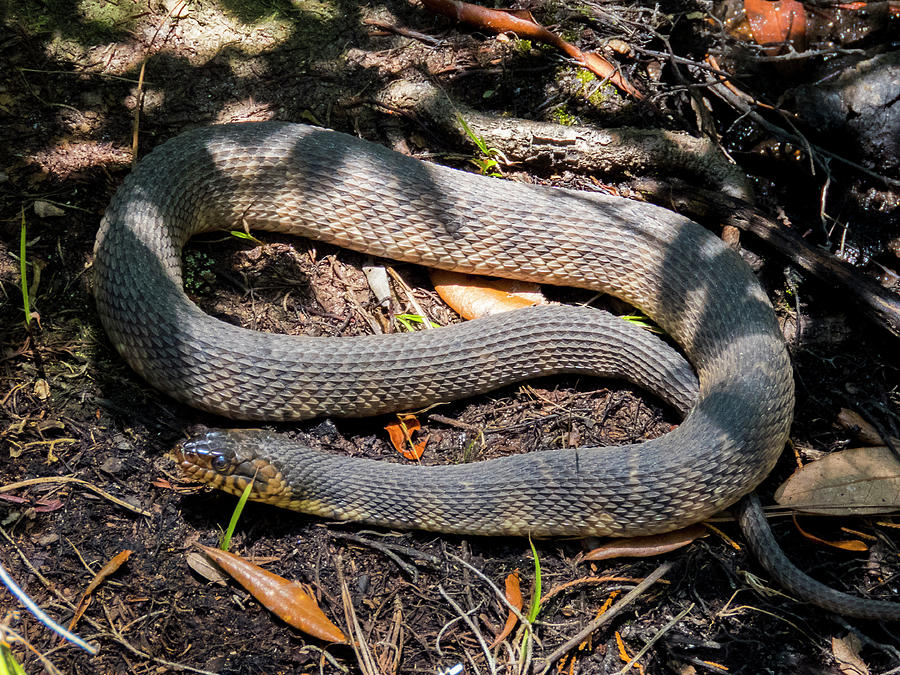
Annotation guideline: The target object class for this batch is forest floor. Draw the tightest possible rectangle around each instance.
[0,0,899,673]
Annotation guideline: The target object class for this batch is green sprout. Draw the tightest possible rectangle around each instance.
[621,312,663,334]
[394,314,439,332]
[456,114,505,178]
[229,230,263,246]
[218,480,254,551]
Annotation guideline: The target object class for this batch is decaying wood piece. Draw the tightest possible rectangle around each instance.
[635,181,900,339]
[374,79,754,200]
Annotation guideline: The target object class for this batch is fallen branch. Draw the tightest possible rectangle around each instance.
[634,180,900,339]
[373,79,753,200]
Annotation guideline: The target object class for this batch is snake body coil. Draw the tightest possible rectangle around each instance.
[95,121,793,535]
[94,122,899,619]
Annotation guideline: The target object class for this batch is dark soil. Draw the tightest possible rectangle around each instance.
[1,1,899,674]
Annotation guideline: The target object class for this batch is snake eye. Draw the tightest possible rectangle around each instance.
[211,454,228,472]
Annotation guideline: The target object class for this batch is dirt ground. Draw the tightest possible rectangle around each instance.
[1,0,899,673]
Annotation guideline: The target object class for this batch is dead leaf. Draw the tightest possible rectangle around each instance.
[33,378,50,400]
[431,269,546,320]
[0,494,63,512]
[744,0,807,52]
[832,633,869,675]
[490,571,523,647]
[775,446,900,516]
[385,413,428,460]
[187,550,230,585]
[792,515,868,552]
[198,545,347,643]
[421,0,641,98]
[33,200,65,217]
[66,550,132,636]
[362,264,391,307]
[579,524,707,561]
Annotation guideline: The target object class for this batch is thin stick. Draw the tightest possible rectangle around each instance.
[613,602,693,674]
[332,532,420,580]
[0,528,216,673]
[533,561,673,674]
[386,266,435,329]
[335,555,378,675]
[444,552,532,636]
[132,0,188,164]
[0,624,63,675]
[437,585,497,675]
[0,476,150,517]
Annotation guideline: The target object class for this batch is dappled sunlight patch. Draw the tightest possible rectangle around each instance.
[15,0,296,76]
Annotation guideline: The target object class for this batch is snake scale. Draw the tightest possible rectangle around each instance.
[94,121,899,619]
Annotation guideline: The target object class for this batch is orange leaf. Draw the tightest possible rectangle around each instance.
[744,0,807,52]
[490,570,523,647]
[385,413,428,460]
[792,516,868,552]
[421,0,641,99]
[198,545,347,643]
[66,549,132,637]
[431,269,545,320]
[580,524,706,561]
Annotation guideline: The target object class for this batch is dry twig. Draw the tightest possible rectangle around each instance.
[533,561,673,674]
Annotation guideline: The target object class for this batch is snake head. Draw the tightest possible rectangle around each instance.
[170,429,297,507]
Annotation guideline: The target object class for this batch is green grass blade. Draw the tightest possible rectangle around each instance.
[19,208,31,327]
[229,230,263,245]
[219,480,254,551]
[526,537,542,623]
[456,114,489,155]
[518,537,543,662]
[1,644,27,675]
[620,313,663,334]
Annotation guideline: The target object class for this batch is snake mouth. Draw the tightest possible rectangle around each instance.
[170,430,298,507]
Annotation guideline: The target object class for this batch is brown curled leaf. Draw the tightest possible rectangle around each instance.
[490,570,523,647]
[198,545,348,643]
[385,413,428,460]
[580,524,706,561]
[430,269,546,320]
[421,0,642,99]
[792,515,868,552]
[66,549,132,636]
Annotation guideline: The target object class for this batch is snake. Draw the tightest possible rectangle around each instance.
[93,121,900,620]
